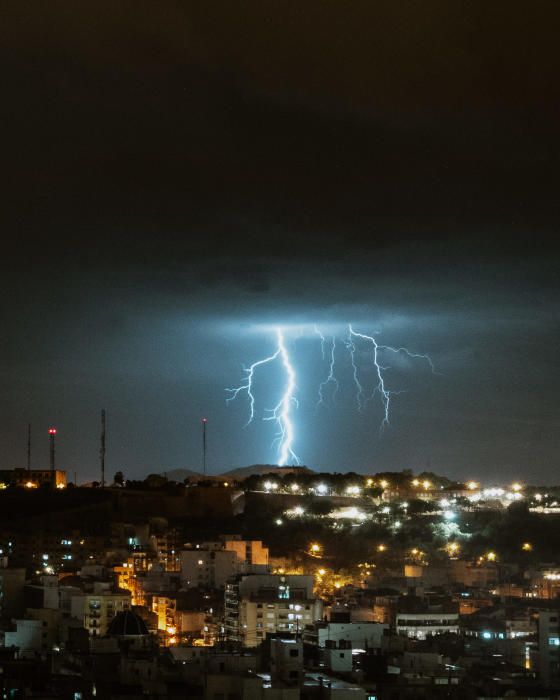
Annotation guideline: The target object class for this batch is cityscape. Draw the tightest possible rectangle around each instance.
[2,462,560,698]
[2,2,560,699]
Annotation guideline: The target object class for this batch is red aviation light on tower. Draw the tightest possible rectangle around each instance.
[48,427,57,435]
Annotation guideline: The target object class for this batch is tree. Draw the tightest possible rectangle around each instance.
[114,471,124,486]
[144,473,167,489]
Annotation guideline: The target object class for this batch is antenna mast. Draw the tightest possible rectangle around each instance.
[100,409,106,488]
[202,418,207,476]
[27,423,31,471]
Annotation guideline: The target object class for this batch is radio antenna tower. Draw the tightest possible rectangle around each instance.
[48,427,57,485]
[100,409,106,488]
[202,418,208,476]
[27,423,31,471]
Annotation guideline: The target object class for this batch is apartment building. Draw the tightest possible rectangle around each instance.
[224,574,322,647]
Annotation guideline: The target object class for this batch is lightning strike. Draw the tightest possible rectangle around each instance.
[225,347,280,426]
[226,328,299,466]
[227,323,435,462]
[264,329,299,465]
[314,325,327,360]
[317,336,339,406]
[348,324,392,428]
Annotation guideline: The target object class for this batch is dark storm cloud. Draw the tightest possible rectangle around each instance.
[1,2,559,479]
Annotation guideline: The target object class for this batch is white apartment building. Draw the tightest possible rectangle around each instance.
[225,574,322,647]
[304,620,388,649]
[181,536,269,589]
[395,597,459,639]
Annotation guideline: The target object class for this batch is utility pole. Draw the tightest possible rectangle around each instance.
[100,409,106,488]
[27,423,31,471]
[202,418,207,476]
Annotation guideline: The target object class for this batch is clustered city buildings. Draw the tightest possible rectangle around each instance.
[1,465,560,698]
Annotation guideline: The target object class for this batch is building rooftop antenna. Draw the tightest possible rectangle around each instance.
[27,423,31,471]
[48,427,57,484]
[100,409,106,488]
[202,417,208,476]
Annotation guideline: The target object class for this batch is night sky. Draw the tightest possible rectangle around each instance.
[2,2,559,482]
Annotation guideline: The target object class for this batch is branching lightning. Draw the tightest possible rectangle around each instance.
[348,325,392,429]
[227,323,435,464]
[225,347,280,426]
[264,329,299,465]
[317,336,339,406]
[226,328,299,466]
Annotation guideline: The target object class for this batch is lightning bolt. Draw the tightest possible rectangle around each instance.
[264,329,299,465]
[317,335,339,406]
[377,344,438,375]
[226,328,299,466]
[348,324,435,431]
[314,325,326,360]
[348,324,392,428]
[227,323,435,462]
[225,347,280,426]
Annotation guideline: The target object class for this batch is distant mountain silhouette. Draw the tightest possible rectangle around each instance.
[160,464,315,482]
[221,464,315,479]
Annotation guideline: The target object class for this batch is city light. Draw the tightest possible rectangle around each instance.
[377,544,387,552]
[467,481,479,490]
[309,543,322,556]
[522,542,533,552]
[486,551,497,562]
[511,482,523,492]
[446,542,460,557]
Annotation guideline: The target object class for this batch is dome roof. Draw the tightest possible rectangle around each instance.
[107,610,149,636]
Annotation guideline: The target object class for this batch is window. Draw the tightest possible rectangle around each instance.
[549,637,560,646]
